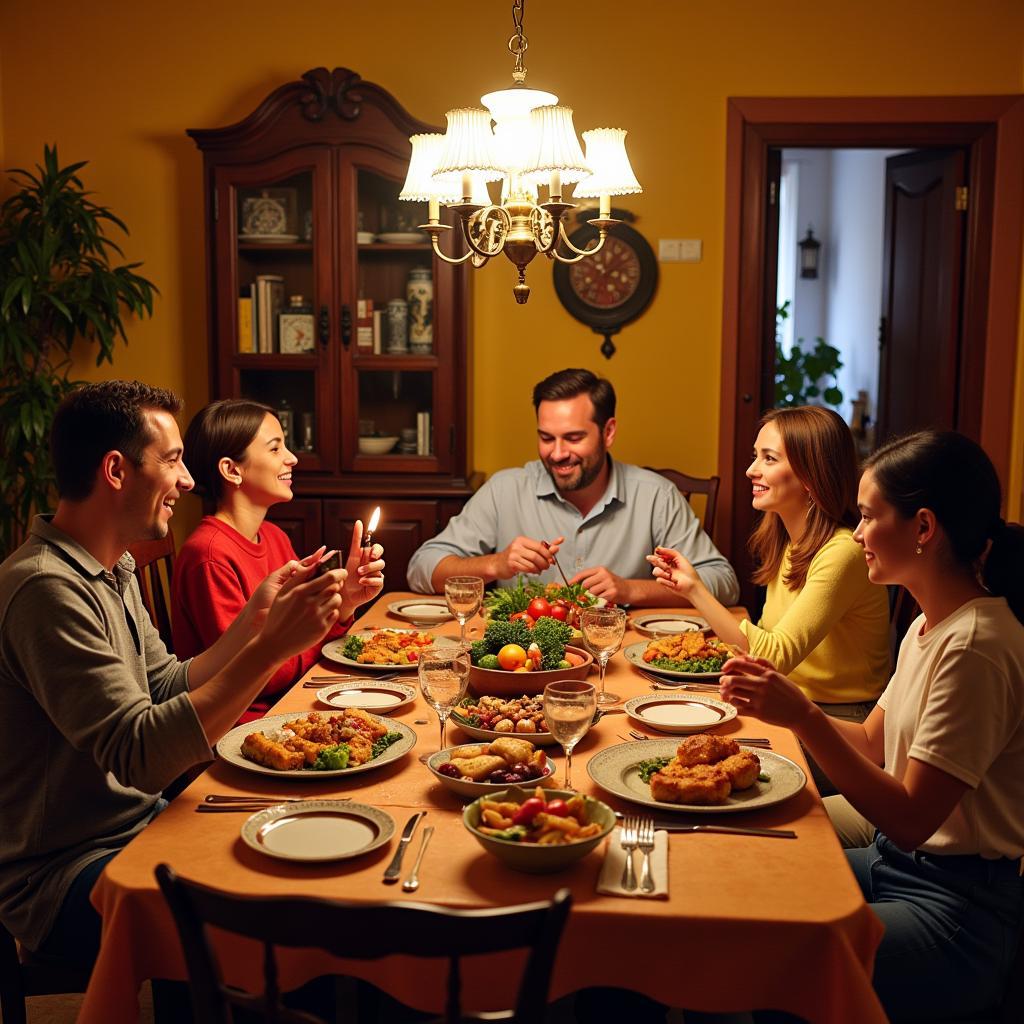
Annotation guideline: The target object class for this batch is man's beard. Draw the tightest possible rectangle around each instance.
[543,445,607,493]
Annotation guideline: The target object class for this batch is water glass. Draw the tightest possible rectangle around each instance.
[543,680,597,790]
[581,606,627,705]
[444,575,484,644]
[417,644,471,751]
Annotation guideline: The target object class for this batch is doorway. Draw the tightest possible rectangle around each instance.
[718,96,1024,606]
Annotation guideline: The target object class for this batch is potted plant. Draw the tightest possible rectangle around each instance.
[0,145,157,556]
[774,301,844,409]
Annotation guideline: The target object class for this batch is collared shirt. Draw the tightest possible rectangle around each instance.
[0,517,211,950]
[407,458,739,603]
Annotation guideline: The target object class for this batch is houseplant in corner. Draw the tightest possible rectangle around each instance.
[774,301,844,410]
[0,145,157,557]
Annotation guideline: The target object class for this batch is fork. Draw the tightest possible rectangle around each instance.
[636,817,656,893]
[619,816,639,891]
[628,730,649,742]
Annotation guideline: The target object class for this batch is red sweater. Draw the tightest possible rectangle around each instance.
[171,516,348,723]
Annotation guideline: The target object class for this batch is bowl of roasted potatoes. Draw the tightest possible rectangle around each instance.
[463,785,615,873]
[425,737,555,799]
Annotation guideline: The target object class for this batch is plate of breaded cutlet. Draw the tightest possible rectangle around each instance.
[586,734,806,814]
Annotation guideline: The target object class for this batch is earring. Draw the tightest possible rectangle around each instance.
[916,544,923,555]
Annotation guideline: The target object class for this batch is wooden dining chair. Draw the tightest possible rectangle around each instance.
[0,920,92,1024]
[127,534,176,650]
[644,468,721,535]
[155,863,572,1024]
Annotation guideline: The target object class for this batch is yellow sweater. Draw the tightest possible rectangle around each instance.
[739,528,890,704]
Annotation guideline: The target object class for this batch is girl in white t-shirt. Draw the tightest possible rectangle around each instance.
[720,430,1024,1022]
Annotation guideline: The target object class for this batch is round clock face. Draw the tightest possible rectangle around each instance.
[567,236,641,309]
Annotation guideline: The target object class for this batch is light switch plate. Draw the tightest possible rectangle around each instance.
[658,239,703,262]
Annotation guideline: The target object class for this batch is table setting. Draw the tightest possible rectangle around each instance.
[79,589,887,1024]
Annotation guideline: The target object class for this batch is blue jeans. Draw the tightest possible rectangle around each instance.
[847,832,1023,1022]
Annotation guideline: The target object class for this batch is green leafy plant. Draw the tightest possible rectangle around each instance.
[0,145,157,556]
[774,301,843,409]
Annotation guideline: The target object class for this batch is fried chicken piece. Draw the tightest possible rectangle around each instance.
[449,754,506,780]
[240,732,304,771]
[650,763,732,804]
[345,732,373,766]
[674,734,740,767]
[283,735,325,766]
[718,750,761,790]
[343,707,388,740]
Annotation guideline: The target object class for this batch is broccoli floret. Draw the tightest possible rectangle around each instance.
[482,618,532,653]
[532,616,573,668]
[470,639,489,665]
[313,744,350,771]
[341,635,364,659]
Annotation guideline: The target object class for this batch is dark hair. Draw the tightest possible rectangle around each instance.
[865,430,1024,624]
[532,369,616,429]
[750,406,860,591]
[183,399,275,503]
[51,380,182,501]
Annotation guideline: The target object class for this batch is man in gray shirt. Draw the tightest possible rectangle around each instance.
[0,381,361,964]
[408,369,739,605]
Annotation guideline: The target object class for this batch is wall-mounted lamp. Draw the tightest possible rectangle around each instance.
[799,226,821,279]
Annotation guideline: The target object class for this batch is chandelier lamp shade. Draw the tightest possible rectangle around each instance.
[398,0,642,304]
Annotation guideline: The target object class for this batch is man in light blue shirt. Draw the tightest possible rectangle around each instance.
[407,369,739,605]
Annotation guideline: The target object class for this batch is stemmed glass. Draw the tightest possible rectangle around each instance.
[543,680,597,790]
[417,644,471,751]
[581,606,627,705]
[444,575,484,645]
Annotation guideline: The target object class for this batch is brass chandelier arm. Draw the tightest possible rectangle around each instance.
[458,206,512,260]
[429,235,477,265]
[551,222,609,263]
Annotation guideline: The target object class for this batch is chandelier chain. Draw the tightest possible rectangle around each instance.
[508,0,528,80]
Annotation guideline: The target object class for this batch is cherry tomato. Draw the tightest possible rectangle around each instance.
[512,797,546,825]
[527,597,552,620]
[544,798,570,817]
[549,603,569,622]
[509,611,536,627]
[497,643,528,671]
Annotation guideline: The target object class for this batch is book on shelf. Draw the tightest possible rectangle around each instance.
[372,310,382,354]
[237,287,255,353]
[255,274,285,353]
[416,410,432,456]
[356,298,374,349]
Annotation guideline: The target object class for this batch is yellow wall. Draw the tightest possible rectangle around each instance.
[1,0,1023,529]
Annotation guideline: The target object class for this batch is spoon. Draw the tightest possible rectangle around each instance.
[402,825,435,892]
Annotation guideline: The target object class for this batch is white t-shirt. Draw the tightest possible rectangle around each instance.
[878,596,1024,858]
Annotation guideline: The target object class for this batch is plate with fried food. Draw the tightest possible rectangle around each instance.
[624,693,737,735]
[217,709,416,779]
[321,629,460,671]
[587,735,806,814]
[624,634,729,680]
[426,737,555,798]
[451,694,602,747]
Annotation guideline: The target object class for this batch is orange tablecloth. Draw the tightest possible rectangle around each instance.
[82,595,885,1024]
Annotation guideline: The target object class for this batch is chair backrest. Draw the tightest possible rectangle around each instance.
[0,920,91,1024]
[645,467,721,535]
[155,863,572,1024]
[127,535,176,650]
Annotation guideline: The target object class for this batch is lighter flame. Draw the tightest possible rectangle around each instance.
[366,506,381,534]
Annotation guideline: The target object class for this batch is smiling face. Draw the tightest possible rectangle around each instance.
[854,469,921,584]
[746,422,808,518]
[536,394,616,494]
[234,414,297,508]
[121,408,194,540]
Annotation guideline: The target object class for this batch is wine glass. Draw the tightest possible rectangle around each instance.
[417,644,471,751]
[444,575,484,645]
[581,606,627,705]
[543,680,597,790]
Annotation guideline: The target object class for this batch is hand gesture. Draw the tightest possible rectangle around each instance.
[569,565,628,604]
[718,655,812,728]
[340,519,386,616]
[647,546,701,599]
[259,559,344,659]
[242,547,327,635]
[495,535,564,578]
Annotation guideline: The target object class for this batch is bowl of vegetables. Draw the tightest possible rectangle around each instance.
[425,738,554,798]
[468,615,593,696]
[463,786,615,873]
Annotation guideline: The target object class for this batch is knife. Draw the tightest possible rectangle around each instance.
[382,811,426,883]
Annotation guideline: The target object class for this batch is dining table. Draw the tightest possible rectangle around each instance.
[79,592,886,1024]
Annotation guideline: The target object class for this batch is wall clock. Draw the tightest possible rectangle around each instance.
[552,213,658,358]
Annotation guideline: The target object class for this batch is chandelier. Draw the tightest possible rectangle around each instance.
[399,0,642,304]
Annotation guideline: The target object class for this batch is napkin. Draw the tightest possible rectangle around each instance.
[596,827,669,899]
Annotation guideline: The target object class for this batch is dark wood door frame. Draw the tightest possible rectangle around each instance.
[719,95,1024,594]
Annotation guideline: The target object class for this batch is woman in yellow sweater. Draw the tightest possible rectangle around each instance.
[648,406,890,724]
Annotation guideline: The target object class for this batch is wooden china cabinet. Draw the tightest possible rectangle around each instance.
[188,68,477,589]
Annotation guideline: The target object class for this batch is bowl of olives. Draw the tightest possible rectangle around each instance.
[425,741,555,799]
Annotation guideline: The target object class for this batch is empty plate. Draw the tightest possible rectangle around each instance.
[316,680,416,712]
[631,613,708,638]
[624,693,736,734]
[241,801,394,862]
[387,598,454,625]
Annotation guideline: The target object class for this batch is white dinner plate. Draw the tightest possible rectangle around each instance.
[387,598,455,625]
[216,711,416,779]
[315,680,417,713]
[624,693,736,734]
[376,231,427,244]
[624,640,724,681]
[631,613,708,638]
[238,233,300,243]
[586,739,806,814]
[321,631,460,671]
[241,800,394,862]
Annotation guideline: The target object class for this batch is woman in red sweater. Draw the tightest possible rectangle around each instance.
[172,399,384,722]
